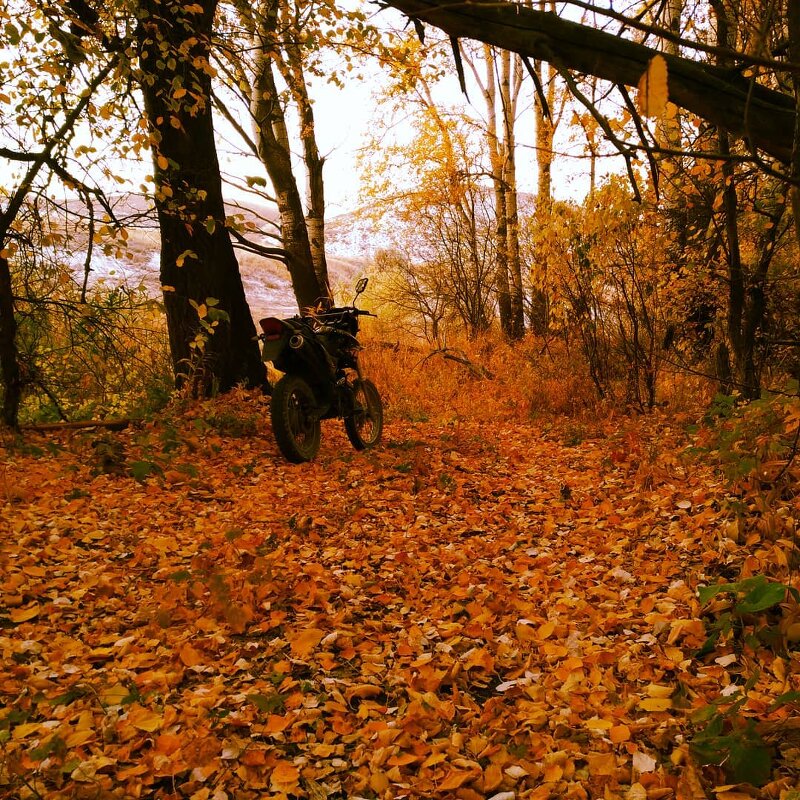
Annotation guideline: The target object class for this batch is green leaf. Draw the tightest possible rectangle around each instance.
[129,460,162,483]
[248,693,285,713]
[169,569,192,583]
[727,728,772,785]
[769,690,800,710]
[49,685,90,706]
[5,22,21,46]
[30,735,66,761]
[735,580,786,614]
[698,583,733,605]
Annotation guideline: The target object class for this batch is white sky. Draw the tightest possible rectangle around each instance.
[1,17,621,221]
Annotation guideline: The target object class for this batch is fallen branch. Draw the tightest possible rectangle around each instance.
[21,419,132,432]
[419,348,494,379]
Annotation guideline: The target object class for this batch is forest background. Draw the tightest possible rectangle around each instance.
[2,0,800,798]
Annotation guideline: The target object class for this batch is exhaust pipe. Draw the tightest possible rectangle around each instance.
[289,334,304,350]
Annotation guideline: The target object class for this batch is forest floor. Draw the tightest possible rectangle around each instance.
[1,396,799,799]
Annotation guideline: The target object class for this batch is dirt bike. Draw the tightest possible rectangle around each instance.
[258,278,383,463]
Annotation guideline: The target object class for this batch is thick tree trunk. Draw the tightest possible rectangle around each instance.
[0,254,21,427]
[789,0,800,248]
[137,0,266,392]
[383,0,795,163]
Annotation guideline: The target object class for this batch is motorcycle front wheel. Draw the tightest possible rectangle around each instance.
[271,374,321,463]
[344,378,383,450]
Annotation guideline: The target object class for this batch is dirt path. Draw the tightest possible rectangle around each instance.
[1,413,796,798]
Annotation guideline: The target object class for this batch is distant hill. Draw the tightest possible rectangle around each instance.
[65,193,370,320]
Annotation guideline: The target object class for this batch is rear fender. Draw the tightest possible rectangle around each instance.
[259,317,291,363]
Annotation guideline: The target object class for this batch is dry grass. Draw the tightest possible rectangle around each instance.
[361,331,716,426]
[363,333,598,424]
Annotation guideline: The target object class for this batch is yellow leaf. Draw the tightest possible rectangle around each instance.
[178,642,203,667]
[155,733,182,755]
[12,722,41,740]
[101,684,130,706]
[610,724,631,743]
[370,771,390,793]
[127,705,164,732]
[543,763,563,782]
[537,620,556,640]
[437,768,473,791]
[639,697,673,712]
[10,605,39,623]
[586,752,617,776]
[464,647,495,671]
[290,627,325,658]
[786,622,800,642]
[585,717,614,731]
[637,54,669,117]
[421,751,447,768]
[157,155,169,170]
[646,683,673,698]
[264,714,291,733]
[270,760,300,787]
[483,762,504,792]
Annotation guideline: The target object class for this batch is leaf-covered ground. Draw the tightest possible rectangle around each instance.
[2,400,799,799]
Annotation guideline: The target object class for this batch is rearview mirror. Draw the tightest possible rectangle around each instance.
[355,277,368,295]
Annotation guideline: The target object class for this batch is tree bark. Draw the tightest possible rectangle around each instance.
[0,254,20,427]
[241,0,327,311]
[501,50,525,339]
[137,0,266,392]
[530,51,555,335]
[382,0,795,163]
[276,4,331,297]
[477,44,512,335]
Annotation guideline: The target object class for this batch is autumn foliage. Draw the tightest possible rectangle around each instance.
[2,372,799,798]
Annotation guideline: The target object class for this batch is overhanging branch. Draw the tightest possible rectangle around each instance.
[379,0,795,163]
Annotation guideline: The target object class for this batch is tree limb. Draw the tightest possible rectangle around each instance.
[379,0,795,163]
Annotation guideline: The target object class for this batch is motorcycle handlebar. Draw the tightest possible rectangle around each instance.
[317,307,376,318]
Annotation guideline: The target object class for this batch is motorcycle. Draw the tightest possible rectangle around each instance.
[258,278,383,463]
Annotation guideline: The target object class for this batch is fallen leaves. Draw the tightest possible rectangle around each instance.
[1,411,799,799]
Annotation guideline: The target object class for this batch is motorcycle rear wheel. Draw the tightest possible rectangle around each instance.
[344,378,383,450]
[271,374,321,463]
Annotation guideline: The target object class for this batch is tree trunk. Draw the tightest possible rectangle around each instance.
[137,0,266,392]
[276,8,331,297]
[479,45,512,336]
[0,254,21,428]
[530,40,555,336]
[788,0,800,249]
[248,3,326,311]
[501,51,525,339]
[384,0,795,163]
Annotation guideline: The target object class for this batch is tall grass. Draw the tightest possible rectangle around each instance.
[362,329,715,424]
